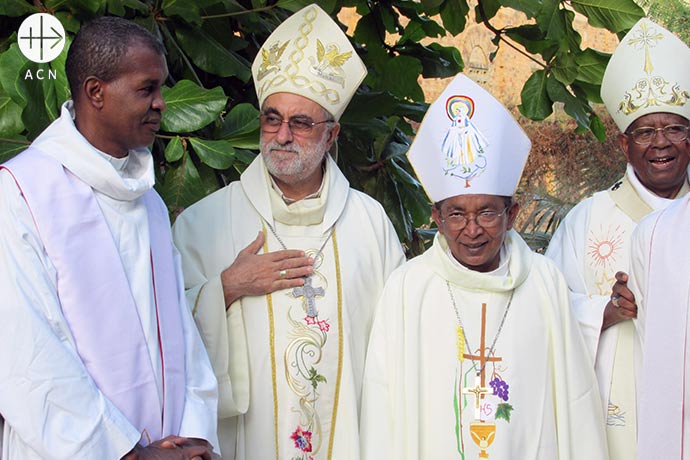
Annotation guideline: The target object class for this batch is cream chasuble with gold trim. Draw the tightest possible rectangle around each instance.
[546,165,689,460]
[173,154,405,460]
[361,231,606,459]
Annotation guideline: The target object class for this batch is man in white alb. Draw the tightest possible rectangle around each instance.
[360,73,607,459]
[172,4,405,459]
[0,17,218,460]
[546,18,690,459]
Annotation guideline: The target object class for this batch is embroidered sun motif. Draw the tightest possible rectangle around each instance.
[587,225,625,274]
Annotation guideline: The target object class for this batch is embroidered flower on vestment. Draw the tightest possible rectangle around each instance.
[317,320,330,332]
[304,316,317,326]
[290,426,313,452]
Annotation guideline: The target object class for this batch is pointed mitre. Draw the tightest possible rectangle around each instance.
[251,4,366,121]
[601,18,690,132]
[407,74,531,203]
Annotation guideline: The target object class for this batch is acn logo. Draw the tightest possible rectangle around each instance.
[18,13,66,63]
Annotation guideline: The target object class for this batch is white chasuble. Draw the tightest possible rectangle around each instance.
[546,165,689,460]
[172,154,405,459]
[361,231,607,460]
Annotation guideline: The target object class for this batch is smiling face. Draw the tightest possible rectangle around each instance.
[619,112,690,199]
[432,194,518,273]
[94,44,168,157]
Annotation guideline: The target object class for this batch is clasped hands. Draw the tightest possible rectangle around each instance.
[121,436,214,460]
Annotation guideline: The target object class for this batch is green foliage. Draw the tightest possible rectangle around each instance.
[0,0,650,255]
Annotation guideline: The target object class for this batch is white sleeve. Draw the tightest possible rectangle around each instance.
[0,171,140,459]
[546,203,607,361]
[173,245,221,453]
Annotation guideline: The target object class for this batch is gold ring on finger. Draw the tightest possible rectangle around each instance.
[279,269,288,278]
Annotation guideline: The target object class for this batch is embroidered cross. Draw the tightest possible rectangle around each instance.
[463,373,492,420]
[292,276,325,318]
[463,303,503,387]
[627,21,664,75]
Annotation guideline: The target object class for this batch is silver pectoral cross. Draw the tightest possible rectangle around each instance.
[292,276,325,318]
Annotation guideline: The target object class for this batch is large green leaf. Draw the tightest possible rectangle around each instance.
[162,0,202,25]
[46,0,105,15]
[0,0,38,16]
[440,0,468,35]
[51,35,71,108]
[106,0,149,15]
[18,63,58,139]
[571,0,644,33]
[175,27,251,82]
[0,136,28,163]
[158,151,218,214]
[0,45,28,108]
[397,43,460,79]
[215,102,260,139]
[499,0,541,18]
[536,0,566,41]
[545,75,590,129]
[504,25,555,56]
[377,55,424,101]
[189,137,236,169]
[161,80,227,132]
[277,0,335,13]
[164,136,185,162]
[519,70,552,120]
[574,48,609,85]
[354,13,381,47]
[551,50,578,85]
[0,87,23,136]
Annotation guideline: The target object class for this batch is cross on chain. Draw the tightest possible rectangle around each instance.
[292,276,324,318]
[462,303,503,420]
[463,373,492,420]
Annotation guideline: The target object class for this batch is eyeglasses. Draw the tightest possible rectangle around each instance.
[627,124,689,146]
[259,114,334,134]
[441,207,510,230]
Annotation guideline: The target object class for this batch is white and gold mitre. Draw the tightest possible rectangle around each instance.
[408,74,531,203]
[251,4,366,121]
[601,18,690,132]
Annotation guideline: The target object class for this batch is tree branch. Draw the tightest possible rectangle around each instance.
[476,0,546,69]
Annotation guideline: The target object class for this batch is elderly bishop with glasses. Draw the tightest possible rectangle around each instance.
[171,4,405,459]
[545,18,690,460]
[360,74,607,459]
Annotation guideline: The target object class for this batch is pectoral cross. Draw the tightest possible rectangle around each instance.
[292,276,325,318]
[463,373,492,420]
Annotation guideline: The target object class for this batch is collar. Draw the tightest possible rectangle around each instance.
[240,153,350,231]
[29,101,154,201]
[627,163,690,210]
[430,230,533,293]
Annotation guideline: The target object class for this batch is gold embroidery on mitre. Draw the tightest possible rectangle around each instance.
[618,22,690,115]
[257,40,290,81]
[258,7,343,108]
[309,39,352,87]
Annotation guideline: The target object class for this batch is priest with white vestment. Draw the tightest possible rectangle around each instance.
[0,17,218,460]
[172,5,405,459]
[546,19,690,459]
[360,74,608,460]
[630,191,690,459]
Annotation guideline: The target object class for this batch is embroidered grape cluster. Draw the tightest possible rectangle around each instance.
[490,376,509,401]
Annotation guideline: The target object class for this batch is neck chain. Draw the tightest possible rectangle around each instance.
[446,280,514,377]
[264,220,334,318]
[264,220,334,257]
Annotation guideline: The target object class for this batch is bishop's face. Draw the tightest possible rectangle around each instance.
[259,92,339,187]
[432,194,519,273]
[618,112,690,199]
